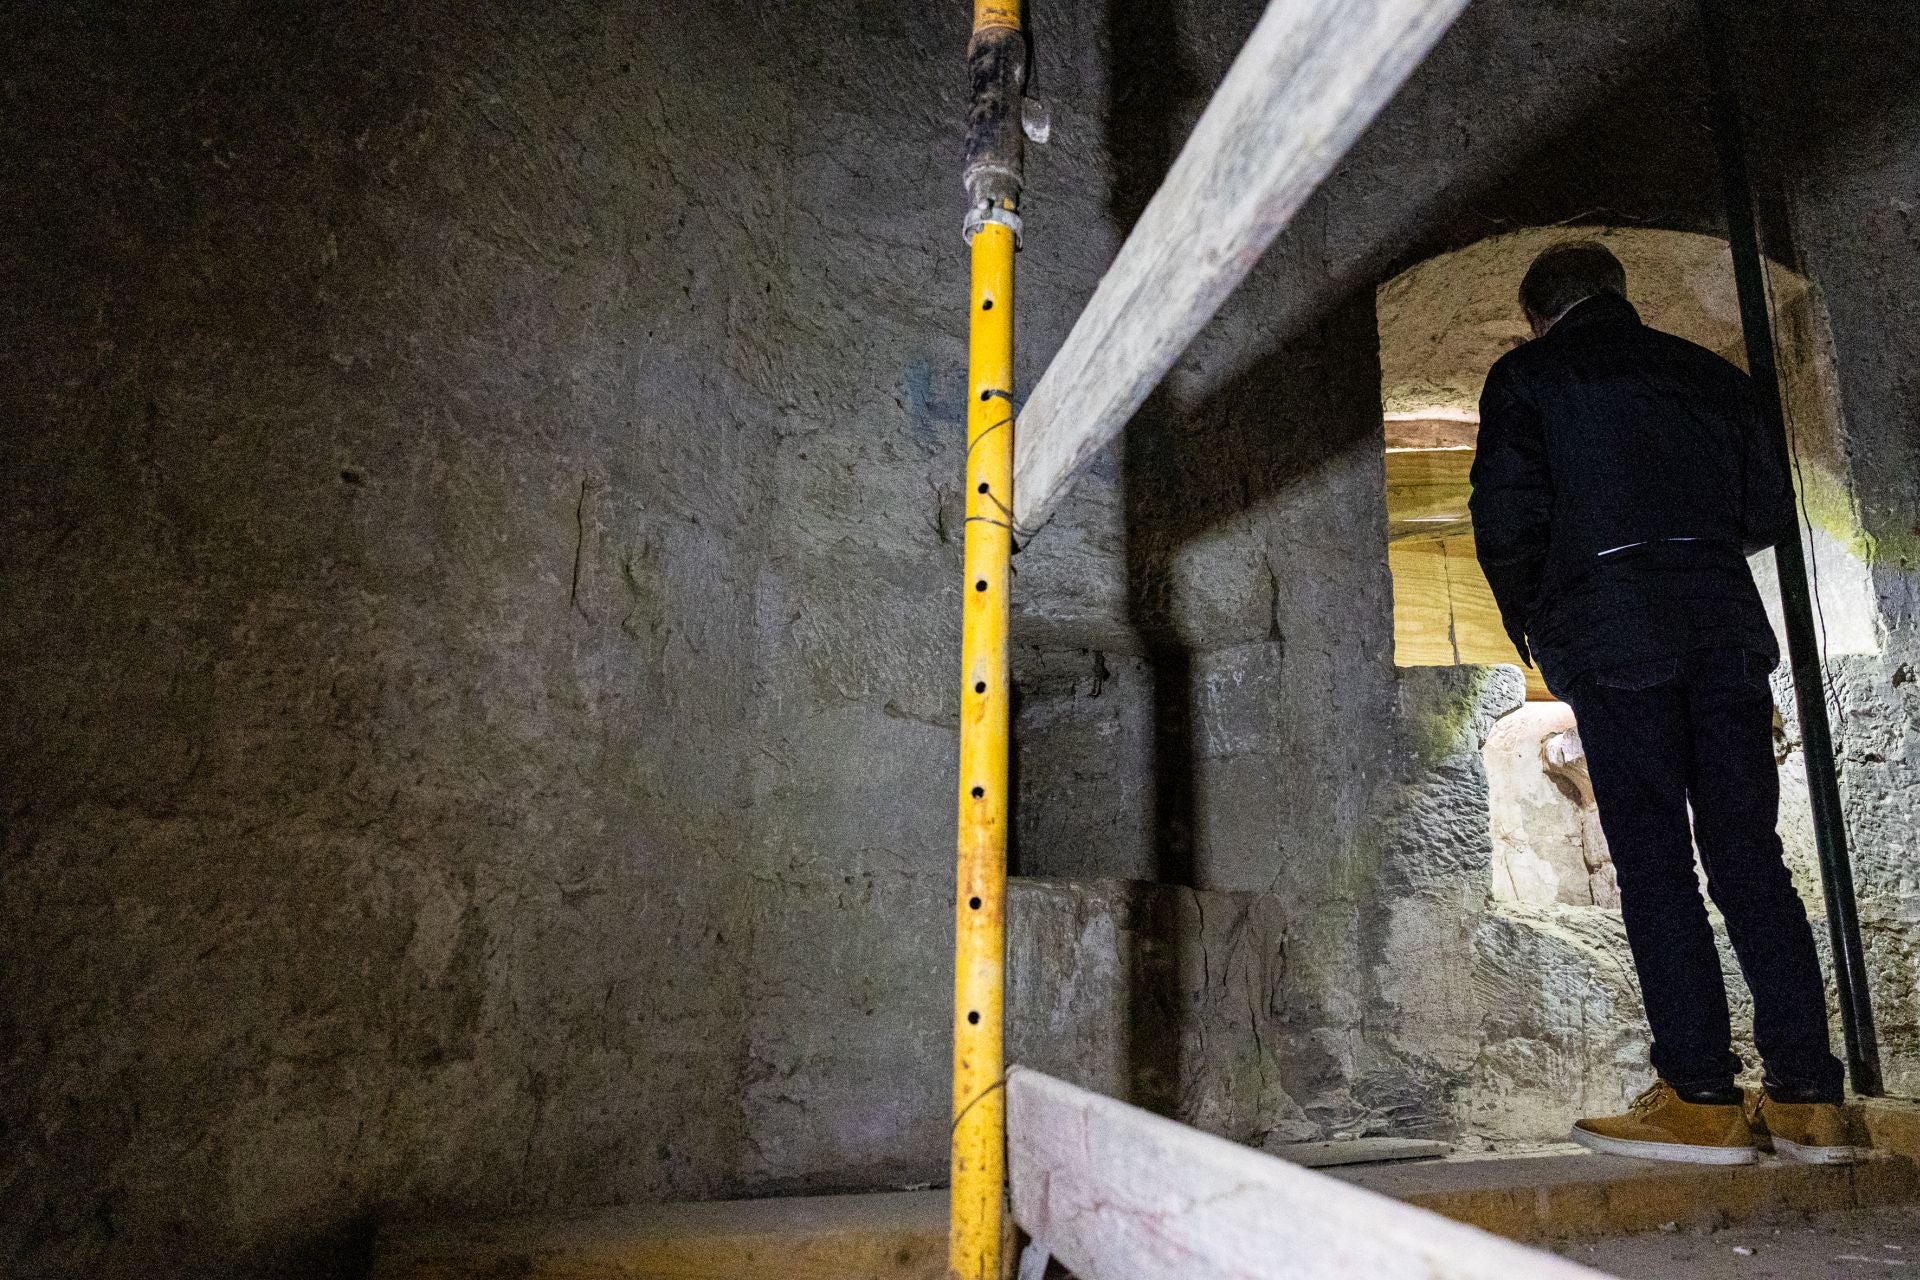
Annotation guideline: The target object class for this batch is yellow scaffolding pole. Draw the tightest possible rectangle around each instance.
[952,3,1023,1277]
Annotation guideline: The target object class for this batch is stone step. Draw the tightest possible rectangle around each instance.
[370,1189,950,1280]
[372,1099,1920,1279]
[1331,1145,1918,1243]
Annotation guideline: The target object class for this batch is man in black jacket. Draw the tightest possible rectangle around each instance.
[1470,241,1857,1164]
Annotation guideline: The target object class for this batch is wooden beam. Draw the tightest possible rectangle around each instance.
[1011,0,1470,534]
[1005,1068,1607,1280]
[1384,415,1479,452]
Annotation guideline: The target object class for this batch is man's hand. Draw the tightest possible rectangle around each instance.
[1505,623,1533,669]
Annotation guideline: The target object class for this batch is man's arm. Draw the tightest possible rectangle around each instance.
[1470,360,1552,667]
[1737,373,1796,556]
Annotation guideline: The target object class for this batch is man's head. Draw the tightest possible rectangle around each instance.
[1519,241,1628,337]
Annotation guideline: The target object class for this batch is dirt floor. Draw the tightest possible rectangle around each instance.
[1554,1205,1920,1278]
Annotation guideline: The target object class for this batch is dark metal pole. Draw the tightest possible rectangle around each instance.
[1697,0,1883,1097]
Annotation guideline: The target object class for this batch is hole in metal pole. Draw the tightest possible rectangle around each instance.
[967,1011,981,1025]
[971,786,985,799]
[980,389,991,401]
[981,298,994,311]
[969,896,982,910]
[975,580,987,591]
[974,681,986,693]
[978,482,989,493]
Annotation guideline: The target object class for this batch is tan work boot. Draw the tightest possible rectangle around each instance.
[1570,1080,1757,1164]
[1749,1091,1869,1165]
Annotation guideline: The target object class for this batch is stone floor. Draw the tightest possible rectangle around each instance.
[372,1151,1919,1278]
[1561,1204,1920,1278]
[371,1100,1920,1278]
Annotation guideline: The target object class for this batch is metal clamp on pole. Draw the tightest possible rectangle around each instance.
[964,202,1023,247]
[953,3,1026,1278]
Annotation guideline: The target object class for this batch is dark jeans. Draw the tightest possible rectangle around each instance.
[1562,647,1844,1103]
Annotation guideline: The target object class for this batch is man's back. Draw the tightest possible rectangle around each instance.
[1470,292,1794,692]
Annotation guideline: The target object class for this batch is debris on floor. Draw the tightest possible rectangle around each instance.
[1553,1204,1920,1278]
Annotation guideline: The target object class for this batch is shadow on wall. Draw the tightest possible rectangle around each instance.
[1098,0,1392,1126]
[1110,0,1196,1120]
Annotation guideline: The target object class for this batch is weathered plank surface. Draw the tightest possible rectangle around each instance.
[1011,0,1470,534]
[1006,1068,1606,1280]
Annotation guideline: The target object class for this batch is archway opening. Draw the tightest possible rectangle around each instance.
[1373,226,1874,1137]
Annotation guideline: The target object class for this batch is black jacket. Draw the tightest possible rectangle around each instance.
[1468,294,1793,693]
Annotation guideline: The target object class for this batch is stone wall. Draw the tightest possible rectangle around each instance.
[5,1,1920,1277]
[1,5,792,1274]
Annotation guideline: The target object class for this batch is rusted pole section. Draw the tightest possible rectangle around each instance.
[952,1,1024,1276]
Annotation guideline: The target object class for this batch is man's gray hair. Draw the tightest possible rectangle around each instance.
[1519,241,1628,328]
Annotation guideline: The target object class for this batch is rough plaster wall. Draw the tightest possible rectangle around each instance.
[0,3,784,1275]
[745,0,1419,1183]
[1013,649,1158,881]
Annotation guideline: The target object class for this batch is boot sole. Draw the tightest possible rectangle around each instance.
[1570,1125,1757,1165]
[1772,1136,1868,1165]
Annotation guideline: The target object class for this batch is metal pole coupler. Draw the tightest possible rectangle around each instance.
[963,17,1027,243]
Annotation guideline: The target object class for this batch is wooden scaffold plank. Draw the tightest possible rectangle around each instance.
[1011,0,1470,534]
[1006,1068,1607,1280]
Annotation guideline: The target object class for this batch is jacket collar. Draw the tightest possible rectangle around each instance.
[1546,292,1642,337]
